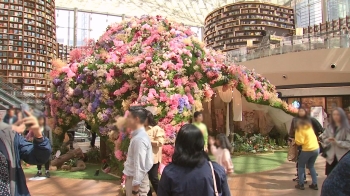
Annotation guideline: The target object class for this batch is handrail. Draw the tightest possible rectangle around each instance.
[0,78,45,109]
[225,30,350,63]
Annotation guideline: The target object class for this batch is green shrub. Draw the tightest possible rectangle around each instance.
[86,147,101,163]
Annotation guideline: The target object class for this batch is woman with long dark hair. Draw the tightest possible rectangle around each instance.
[320,107,350,176]
[209,133,234,174]
[158,124,230,196]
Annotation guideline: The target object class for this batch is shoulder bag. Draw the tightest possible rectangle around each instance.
[209,161,221,196]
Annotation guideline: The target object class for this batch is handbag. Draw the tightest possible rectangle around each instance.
[287,139,298,162]
[209,161,221,196]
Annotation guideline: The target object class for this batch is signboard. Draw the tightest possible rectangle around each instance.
[0,110,6,120]
[270,35,283,42]
[310,106,324,127]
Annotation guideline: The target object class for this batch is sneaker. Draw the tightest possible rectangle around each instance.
[35,171,42,177]
[45,171,50,178]
[295,184,305,190]
[309,184,318,190]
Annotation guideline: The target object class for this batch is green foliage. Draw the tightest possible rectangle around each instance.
[86,147,101,163]
[64,158,79,167]
[268,126,289,146]
[233,133,278,153]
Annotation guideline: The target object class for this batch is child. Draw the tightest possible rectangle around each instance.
[209,133,234,174]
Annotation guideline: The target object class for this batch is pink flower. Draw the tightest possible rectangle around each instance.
[115,150,124,161]
[161,80,170,88]
[194,72,203,80]
[70,63,79,73]
[79,113,87,120]
[139,63,147,71]
[159,92,167,102]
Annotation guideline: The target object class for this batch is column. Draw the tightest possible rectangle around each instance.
[74,8,78,47]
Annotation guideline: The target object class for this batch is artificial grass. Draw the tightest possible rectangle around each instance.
[231,151,287,174]
[24,163,119,181]
[210,151,287,174]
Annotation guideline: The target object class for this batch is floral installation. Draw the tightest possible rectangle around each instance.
[47,15,297,176]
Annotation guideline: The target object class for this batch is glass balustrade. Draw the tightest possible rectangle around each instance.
[226,30,350,63]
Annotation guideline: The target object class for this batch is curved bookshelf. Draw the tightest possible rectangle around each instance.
[204,1,295,52]
[0,0,56,100]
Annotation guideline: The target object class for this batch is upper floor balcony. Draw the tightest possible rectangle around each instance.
[226,30,350,63]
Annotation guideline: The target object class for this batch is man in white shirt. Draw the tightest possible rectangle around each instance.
[124,107,153,196]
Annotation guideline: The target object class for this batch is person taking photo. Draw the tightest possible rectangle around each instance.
[0,110,51,196]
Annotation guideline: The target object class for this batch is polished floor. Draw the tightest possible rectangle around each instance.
[26,155,326,196]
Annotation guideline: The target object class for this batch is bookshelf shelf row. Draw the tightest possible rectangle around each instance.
[0,0,56,100]
[204,1,294,52]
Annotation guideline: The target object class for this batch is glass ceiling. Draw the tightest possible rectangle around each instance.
[55,0,292,26]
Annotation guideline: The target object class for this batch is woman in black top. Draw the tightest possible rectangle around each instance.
[158,124,231,196]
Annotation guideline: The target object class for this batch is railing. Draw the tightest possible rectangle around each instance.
[226,31,350,63]
[0,77,45,109]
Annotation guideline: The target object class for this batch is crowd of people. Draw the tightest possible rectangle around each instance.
[289,107,350,195]
[2,102,349,196]
[122,107,232,196]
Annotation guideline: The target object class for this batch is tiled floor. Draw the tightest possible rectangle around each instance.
[27,156,326,196]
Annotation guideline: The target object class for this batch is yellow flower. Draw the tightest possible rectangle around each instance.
[182,38,192,46]
[122,100,132,112]
[194,100,203,111]
[183,111,190,117]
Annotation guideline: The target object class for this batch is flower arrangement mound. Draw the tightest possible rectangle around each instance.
[48,15,297,174]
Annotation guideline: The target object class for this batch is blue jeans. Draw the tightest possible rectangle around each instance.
[298,149,319,185]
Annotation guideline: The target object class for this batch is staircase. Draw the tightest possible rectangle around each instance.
[0,77,45,110]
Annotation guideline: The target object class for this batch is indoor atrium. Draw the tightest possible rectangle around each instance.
[0,0,350,196]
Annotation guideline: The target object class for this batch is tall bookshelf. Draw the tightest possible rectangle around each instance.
[0,0,56,100]
[204,1,295,52]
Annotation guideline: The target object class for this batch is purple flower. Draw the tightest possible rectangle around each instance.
[77,74,85,83]
[83,90,89,98]
[107,99,114,106]
[91,94,101,113]
[105,108,112,115]
[178,97,185,113]
[102,113,109,122]
[73,88,82,96]
[73,103,81,109]
[53,78,62,86]
[65,106,72,114]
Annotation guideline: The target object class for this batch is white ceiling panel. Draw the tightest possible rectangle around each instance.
[55,0,292,26]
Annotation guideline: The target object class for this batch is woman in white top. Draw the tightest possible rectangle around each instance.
[209,133,234,174]
[320,107,350,175]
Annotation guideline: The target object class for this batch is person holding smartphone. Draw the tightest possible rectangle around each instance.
[0,110,52,196]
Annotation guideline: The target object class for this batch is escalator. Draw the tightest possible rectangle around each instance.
[0,77,45,110]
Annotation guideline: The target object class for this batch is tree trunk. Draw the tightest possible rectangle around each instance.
[100,139,107,160]
[51,148,84,168]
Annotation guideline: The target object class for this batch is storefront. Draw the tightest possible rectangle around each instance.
[283,95,350,115]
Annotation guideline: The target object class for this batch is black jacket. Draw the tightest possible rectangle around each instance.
[289,117,324,138]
